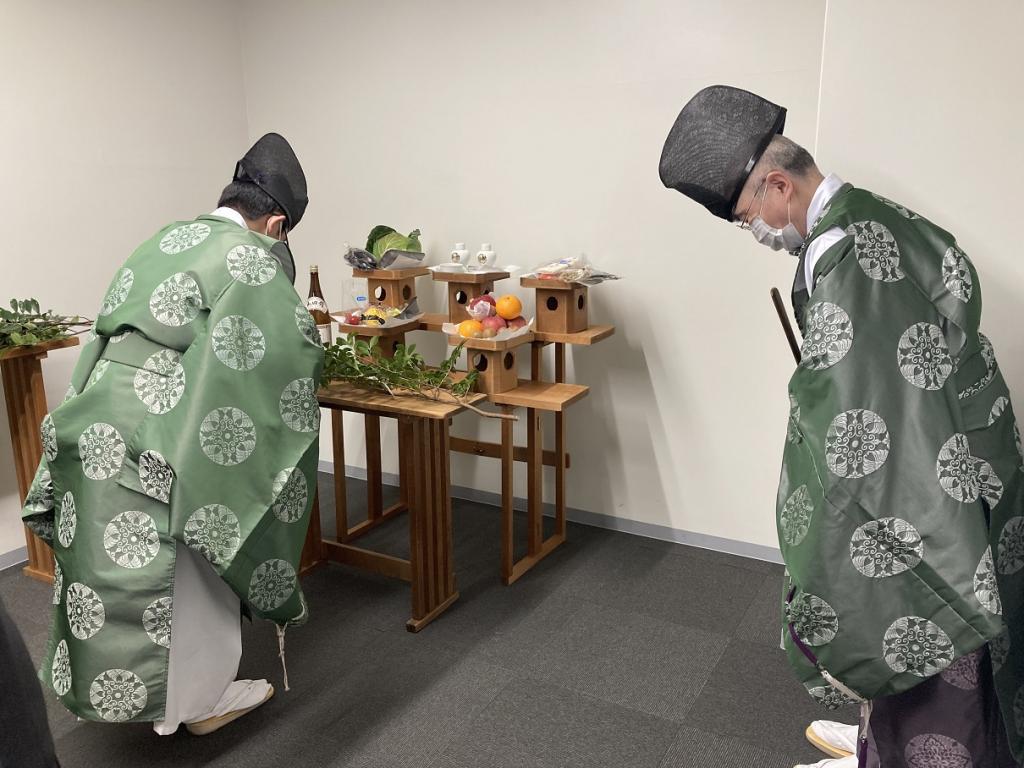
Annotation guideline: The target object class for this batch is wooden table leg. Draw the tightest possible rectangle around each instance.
[405,415,459,632]
[526,407,543,556]
[500,405,515,584]
[333,409,349,543]
[299,487,324,575]
[1,352,55,583]
[365,414,383,521]
[554,343,567,537]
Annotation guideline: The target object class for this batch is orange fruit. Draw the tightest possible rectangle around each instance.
[495,294,522,320]
[458,319,484,338]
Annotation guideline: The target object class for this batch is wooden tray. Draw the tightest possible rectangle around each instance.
[352,267,430,280]
[432,270,510,284]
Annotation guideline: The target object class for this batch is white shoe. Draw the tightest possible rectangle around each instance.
[805,720,858,758]
[185,680,274,736]
[793,756,858,768]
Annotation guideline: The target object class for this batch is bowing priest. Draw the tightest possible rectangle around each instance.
[659,85,1023,768]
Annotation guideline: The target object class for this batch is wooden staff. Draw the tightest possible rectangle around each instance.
[770,287,802,364]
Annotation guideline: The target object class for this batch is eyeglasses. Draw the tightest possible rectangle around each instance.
[734,178,768,231]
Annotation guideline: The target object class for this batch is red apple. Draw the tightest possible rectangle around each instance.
[467,296,496,319]
[481,315,507,333]
[506,316,528,331]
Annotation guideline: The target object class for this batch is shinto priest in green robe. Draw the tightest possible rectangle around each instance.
[22,133,324,732]
[660,85,1023,765]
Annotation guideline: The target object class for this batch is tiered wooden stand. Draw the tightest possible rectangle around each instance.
[1,337,78,584]
[305,264,614,625]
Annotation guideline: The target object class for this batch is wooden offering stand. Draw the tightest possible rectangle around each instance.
[521,277,589,334]
[446,332,534,395]
[339,267,431,358]
[1,337,79,584]
[431,269,510,324]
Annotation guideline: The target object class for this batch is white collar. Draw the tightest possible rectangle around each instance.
[806,173,844,231]
[209,206,247,229]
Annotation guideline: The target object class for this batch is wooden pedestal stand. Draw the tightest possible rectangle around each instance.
[340,267,431,358]
[1,337,79,583]
[431,270,510,324]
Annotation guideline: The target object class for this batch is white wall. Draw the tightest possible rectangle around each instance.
[4,1,1021,563]
[0,0,250,558]
[239,0,827,553]
[815,0,1024,403]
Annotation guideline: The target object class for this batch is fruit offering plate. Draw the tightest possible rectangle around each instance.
[442,317,534,344]
[332,307,424,334]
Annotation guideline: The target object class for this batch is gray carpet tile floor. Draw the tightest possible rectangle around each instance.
[0,472,857,767]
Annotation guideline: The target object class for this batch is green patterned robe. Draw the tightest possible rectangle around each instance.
[779,186,1024,758]
[21,214,324,724]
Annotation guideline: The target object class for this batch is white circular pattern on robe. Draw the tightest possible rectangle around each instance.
[108,331,130,344]
[212,315,266,371]
[159,222,211,255]
[904,733,973,768]
[142,597,173,647]
[99,268,135,316]
[149,272,202,326]
[57,491,77,548]
[41,414,57,461]
[939,649,981,691]
[975,459,1003,509]
[997,516,1024,575]
[942,246,973,303]
[871,193,920,220]
[66,582,105,640]
[787,593,838,647]
[133,350,186,415]
[973,546,1001,615]
[138,450,173,503]
[991,632,1011,674]
[248,559,296,612]
[882,616,954,677]
[849,517,923,578]
[103,511,160,569]
[989,396,1010,426]
[226,244,278,286]
[295,304,321,346]
[78,422,126,480]
[63,383,77,403]
[89,668,147,722]
[52,561,63,605]
[825,409,890,478]
[271,467,309,523]
[845,221,905,282]
[51,639,72,696]
[786,393,801,444]
[958,334,998,401]
[25,467,53,512]
[936,434,980,502]
[800,302,854,370]
[85,359,110,390]
[897,323,953,390]
[183,504,241,566]
[279,378,320,433]
[199,407,257,466]
[1015,687,1024,740]
[779,485,813,547]
[807,683,855,711]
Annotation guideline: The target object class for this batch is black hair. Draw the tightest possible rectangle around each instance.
[217,181,284,221]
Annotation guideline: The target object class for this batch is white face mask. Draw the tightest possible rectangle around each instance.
[747,184,805,252]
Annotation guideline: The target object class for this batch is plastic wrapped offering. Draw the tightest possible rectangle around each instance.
[521,254,620,285]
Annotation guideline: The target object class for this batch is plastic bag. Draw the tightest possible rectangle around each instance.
[520,254,620,285]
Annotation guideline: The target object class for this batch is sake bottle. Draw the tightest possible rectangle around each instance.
[306,265,332,346]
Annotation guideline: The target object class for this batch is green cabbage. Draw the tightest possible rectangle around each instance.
[370,228,422,260]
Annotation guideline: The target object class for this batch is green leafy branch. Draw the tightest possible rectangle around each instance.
[321,334,513,420]
[0,298,92,357]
